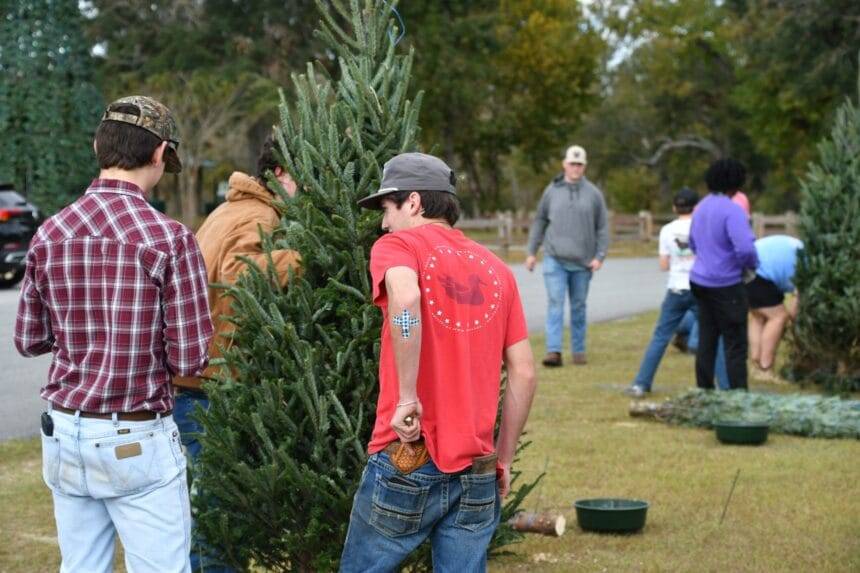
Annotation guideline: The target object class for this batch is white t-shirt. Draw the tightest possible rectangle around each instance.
[659,218,694,291]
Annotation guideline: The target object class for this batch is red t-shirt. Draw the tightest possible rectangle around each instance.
[367,224,528,472]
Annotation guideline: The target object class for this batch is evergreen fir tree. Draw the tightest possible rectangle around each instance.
[0,0,103,214]
[792,63,860,390]
[194,1,539,570]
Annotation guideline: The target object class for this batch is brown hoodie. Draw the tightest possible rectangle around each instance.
[172,171,300,390]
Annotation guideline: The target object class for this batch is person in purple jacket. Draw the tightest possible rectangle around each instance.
[689,158,759,390]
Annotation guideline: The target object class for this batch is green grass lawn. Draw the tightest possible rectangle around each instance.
[492,313,860,572]
[2,312,857,572]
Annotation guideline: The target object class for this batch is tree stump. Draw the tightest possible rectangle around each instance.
[509,511,566,536]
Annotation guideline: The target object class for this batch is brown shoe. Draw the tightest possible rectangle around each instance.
[542,352,562,367]
[572,353,587,365]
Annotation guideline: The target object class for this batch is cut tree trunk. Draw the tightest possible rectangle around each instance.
[509,511,566,537]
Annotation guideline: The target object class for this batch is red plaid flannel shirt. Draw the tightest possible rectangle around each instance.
[14,179,213,413]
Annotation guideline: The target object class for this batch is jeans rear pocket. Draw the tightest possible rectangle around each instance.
[369,474,429,538]
[93,431,163,495]
[40,432,61,491]
[455,473,498,532]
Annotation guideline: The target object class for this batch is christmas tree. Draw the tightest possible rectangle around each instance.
[791,59,860,391]
[193,1,538,570]
[0,0,103,214]
[632,389,860,439]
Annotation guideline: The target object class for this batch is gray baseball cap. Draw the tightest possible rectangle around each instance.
[357,152,456,210]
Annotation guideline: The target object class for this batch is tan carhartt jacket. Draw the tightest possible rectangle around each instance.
[173,172,300,390]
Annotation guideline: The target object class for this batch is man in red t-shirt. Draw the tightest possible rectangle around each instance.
[340,153,537,572]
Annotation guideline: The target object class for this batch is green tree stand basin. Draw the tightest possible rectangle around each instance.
[574,498,649,533]
[714,421,770,445]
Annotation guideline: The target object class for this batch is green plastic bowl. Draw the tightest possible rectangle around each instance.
[574,498,649,533]
[714,420,769,445]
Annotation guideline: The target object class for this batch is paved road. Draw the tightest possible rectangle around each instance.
[0,257,664,440]
[1,285,54,441]
[512,257,665,333]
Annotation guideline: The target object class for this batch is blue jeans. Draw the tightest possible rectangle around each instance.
[42,406,191,573]
[174,391,235,573]
[543,255,592,354]
[678,309,698,348]
[633,290,698,391]
[340,452,501,572]
[680,311,730,390]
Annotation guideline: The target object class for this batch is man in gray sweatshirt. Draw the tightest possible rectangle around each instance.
[526,145,609,367]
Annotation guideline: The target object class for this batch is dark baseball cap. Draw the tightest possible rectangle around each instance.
[101,96,182,173]
[673,187,699,209]
[357,152,457,210]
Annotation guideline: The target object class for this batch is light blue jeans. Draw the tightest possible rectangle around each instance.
[340,452,501,572]
[41,406,191,573]
[543,255,592,354]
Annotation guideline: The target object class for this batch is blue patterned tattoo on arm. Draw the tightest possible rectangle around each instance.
[392,309,420,339]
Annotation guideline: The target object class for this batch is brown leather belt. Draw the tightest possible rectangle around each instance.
[53,405,170,421]
[382,442,498,475]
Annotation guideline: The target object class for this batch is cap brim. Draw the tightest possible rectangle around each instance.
[164,148,182,173]
[357,188,398,210]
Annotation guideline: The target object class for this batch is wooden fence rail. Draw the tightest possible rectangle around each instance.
[462,210,800,256]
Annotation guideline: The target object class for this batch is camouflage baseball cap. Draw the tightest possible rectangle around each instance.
[101,96,182,173]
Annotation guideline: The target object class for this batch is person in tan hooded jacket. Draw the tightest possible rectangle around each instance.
[172,133,300,572]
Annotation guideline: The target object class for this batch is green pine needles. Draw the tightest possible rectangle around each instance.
[193,2,537,570]
[0,0,103,214]
[791,56,860,391]
[658,390,860,439]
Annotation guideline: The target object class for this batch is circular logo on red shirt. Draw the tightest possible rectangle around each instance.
[421,246,503,333]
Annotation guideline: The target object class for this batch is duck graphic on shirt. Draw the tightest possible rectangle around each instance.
[674,236,693,257]
[422,247,503,333]
[440,274,485,305]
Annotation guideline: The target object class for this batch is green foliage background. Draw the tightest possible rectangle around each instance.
[3,0,858,217]
[0,0,103,214]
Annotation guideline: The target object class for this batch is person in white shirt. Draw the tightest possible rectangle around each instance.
[625,188,699,397]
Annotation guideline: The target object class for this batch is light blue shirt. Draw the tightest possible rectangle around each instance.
[755,235,804,293]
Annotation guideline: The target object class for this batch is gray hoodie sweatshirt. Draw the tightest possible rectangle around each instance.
[527,174,609,266]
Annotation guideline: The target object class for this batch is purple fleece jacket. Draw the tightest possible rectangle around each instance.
[689,194,759,287]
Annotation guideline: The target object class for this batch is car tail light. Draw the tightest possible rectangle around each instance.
[3,241,23,250]
[0,208,26,222]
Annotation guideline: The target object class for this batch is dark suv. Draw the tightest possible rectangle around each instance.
[0,184,41,288]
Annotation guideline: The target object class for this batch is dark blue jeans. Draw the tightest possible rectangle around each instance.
[340,452,500,572]
[174,391,235,573]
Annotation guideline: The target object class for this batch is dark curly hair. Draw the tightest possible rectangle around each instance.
[704,158,746,196]
[255,133,283,182]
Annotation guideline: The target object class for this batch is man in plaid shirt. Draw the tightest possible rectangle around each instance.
[14,95,213,573]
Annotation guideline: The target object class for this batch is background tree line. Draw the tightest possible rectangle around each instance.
[1,0,857,221]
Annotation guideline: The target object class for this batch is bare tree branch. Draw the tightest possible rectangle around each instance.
[636,135,723,167]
